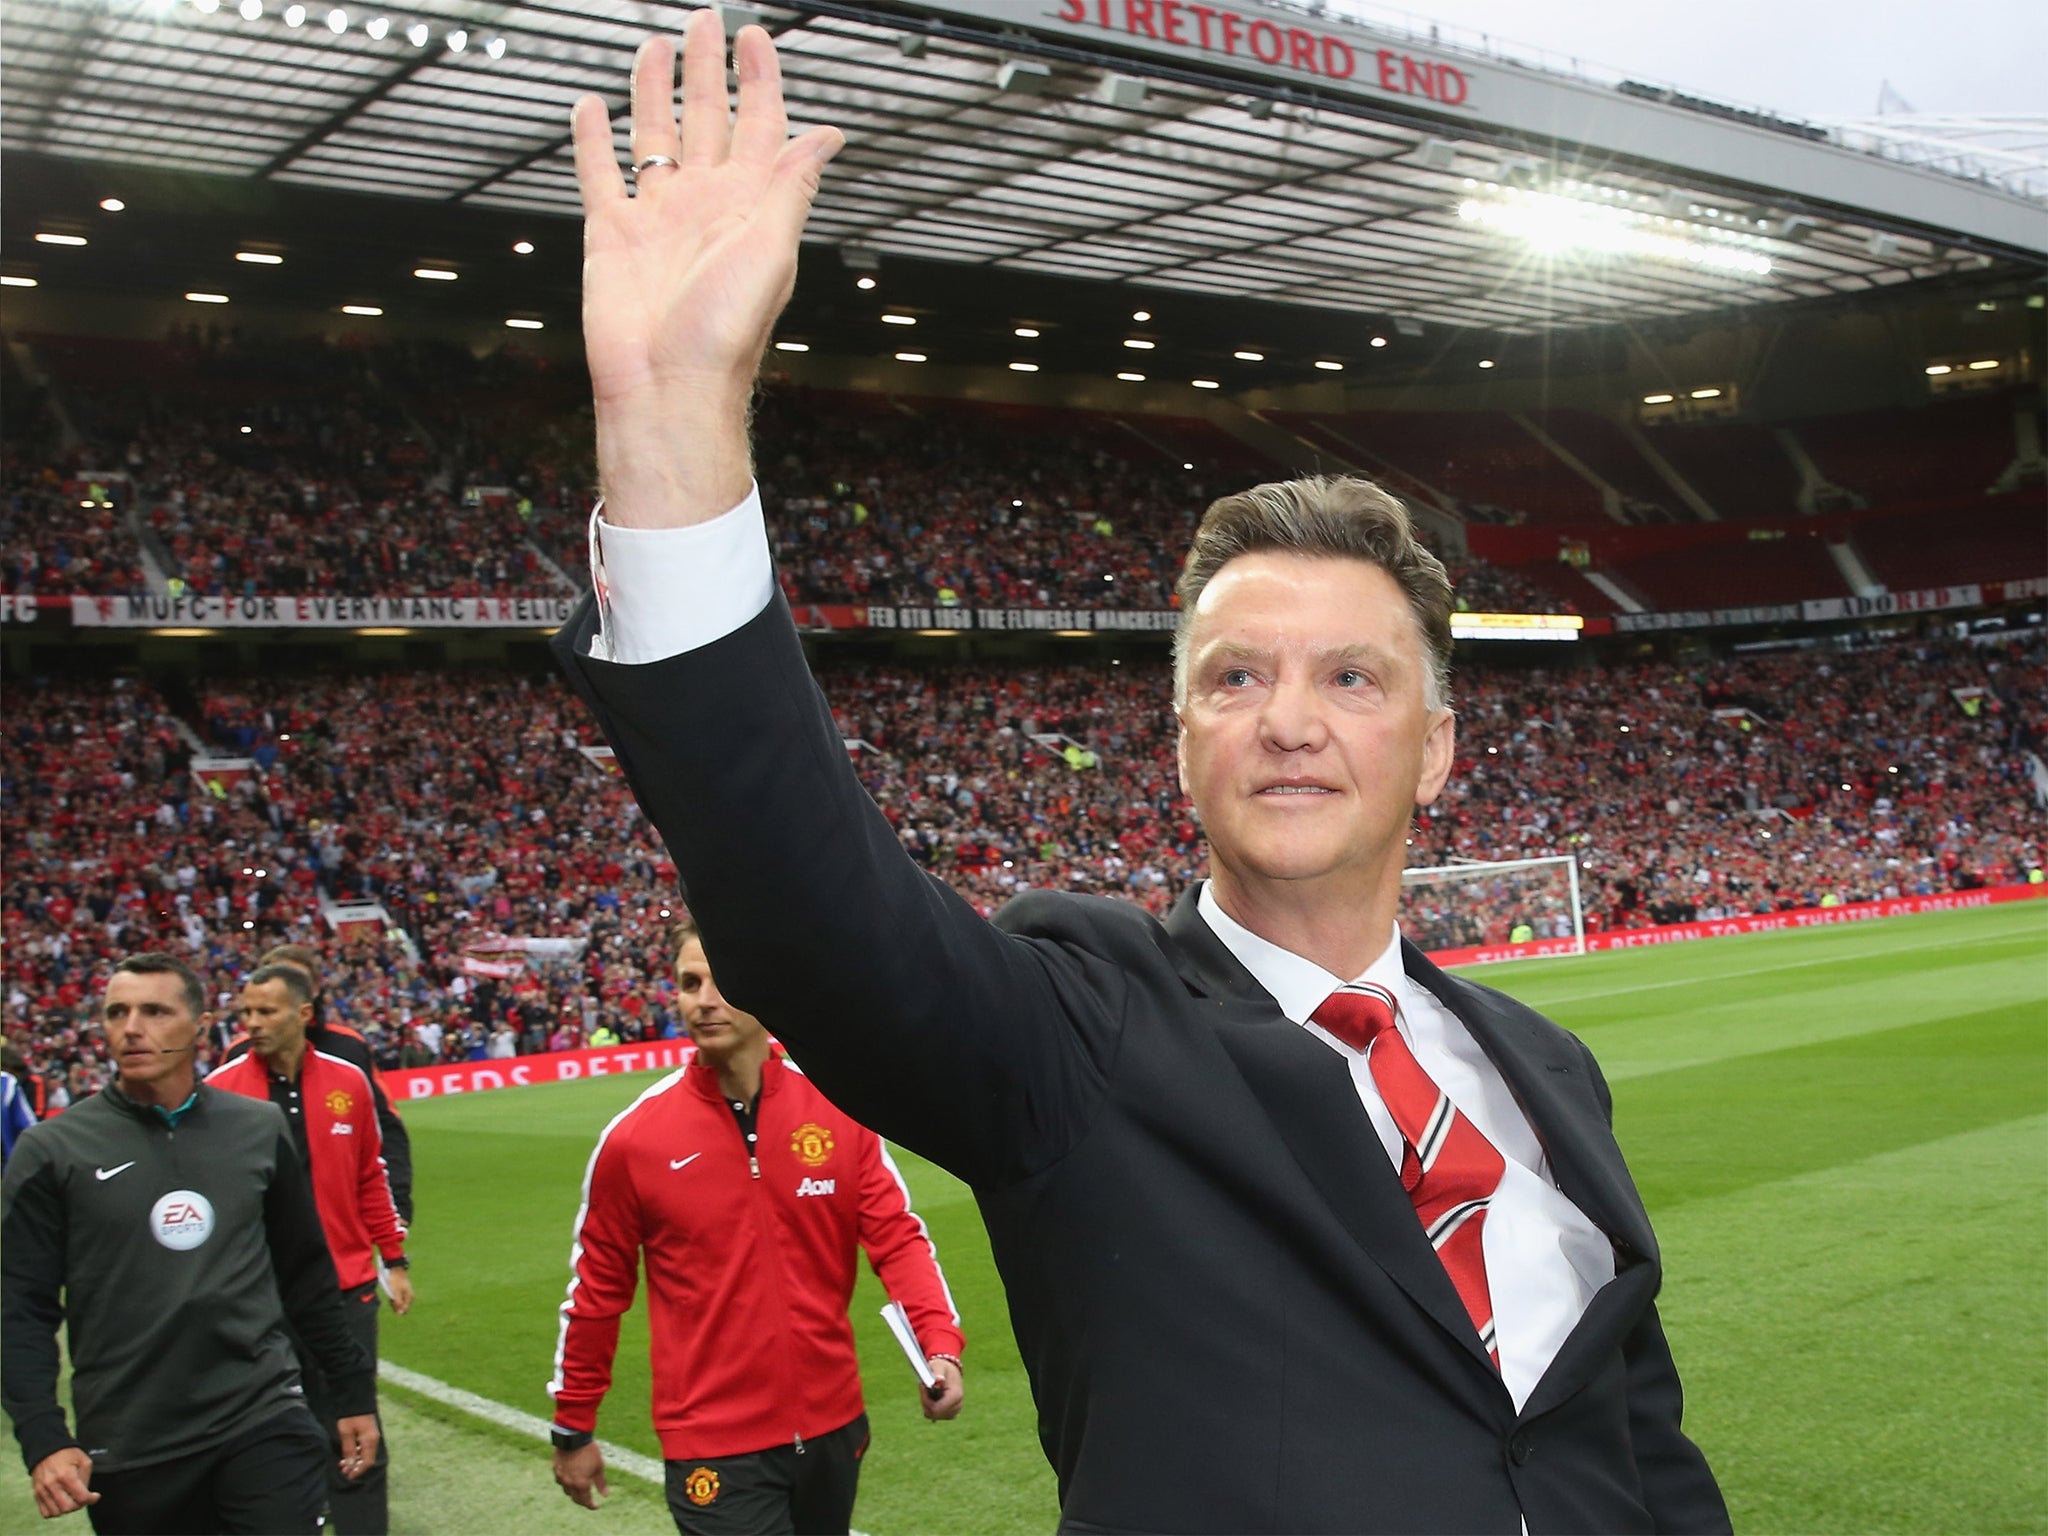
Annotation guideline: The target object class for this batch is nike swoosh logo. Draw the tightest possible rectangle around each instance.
[669,1154,702,1171]
[95,1162,137,1181]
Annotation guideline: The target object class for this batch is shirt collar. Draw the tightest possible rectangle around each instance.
[1196,879,1409,1025]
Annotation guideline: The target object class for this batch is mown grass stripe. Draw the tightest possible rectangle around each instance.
[1658,1115,2048,1535]
[1617,1003,2044,1209]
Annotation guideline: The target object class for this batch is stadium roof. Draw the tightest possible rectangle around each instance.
[5,0,2044,339]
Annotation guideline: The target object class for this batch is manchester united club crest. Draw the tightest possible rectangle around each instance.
[325,1089,355,1117]
[682,1467,720,1506]
[790,1122,836,1168]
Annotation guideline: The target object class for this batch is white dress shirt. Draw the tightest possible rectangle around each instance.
[588,488,1615,1409]
[1196,886,1614,1411]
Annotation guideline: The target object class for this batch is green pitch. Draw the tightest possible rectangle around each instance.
[5,901,2041,1533]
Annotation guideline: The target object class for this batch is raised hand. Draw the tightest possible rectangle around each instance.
[571,14,844,528]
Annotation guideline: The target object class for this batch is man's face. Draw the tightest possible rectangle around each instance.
[1176,551,1455,901]
[240,978,311,1063]
[675,939,768,1056]
[102,971,202,1094]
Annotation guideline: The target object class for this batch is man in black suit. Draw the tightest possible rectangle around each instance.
[551,17,1728,1532]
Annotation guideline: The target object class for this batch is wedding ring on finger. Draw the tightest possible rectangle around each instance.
[632,154,682,178]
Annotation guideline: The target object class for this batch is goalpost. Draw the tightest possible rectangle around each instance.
[1400,853,1586,958]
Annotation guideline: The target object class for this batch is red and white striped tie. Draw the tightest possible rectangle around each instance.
[1313,984,1505,1369]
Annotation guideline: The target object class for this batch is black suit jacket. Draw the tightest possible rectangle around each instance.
[556,594,1728,1535]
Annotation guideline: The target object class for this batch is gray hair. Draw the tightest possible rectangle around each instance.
[1171,475,1453,712]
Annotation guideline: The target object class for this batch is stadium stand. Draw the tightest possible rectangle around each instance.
[1793,390,2025,505]
[1638,419,1804,520]
[1609,531,1851,611]
[1526,408,1684,522]
[8,632,2040,1098]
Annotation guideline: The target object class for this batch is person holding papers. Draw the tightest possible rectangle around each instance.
[547,920,964,1535]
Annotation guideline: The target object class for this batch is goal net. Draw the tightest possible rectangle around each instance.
[1400,854,1585,958]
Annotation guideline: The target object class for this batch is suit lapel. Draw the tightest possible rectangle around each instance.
[1166,895,1502,1379]
[1402,941,1658,1264]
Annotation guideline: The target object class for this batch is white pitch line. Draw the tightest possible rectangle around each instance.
[378,1359,665,1484]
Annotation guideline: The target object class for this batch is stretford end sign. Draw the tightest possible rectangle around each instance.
[1050,0,1474,105]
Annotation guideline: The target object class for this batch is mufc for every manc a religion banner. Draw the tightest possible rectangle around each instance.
[65,593,582,628]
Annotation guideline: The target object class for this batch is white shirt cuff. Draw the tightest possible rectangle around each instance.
[586,483,776,664]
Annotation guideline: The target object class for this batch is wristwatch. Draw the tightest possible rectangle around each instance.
[551,1426,594,1453]
[385,1255,410,1270]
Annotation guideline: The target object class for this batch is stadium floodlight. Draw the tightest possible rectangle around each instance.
[1967,359,2000,370]
[773,340,809,352]
[505,318,543,330]
[1122,338,1154,350]
[446,28,467,51]
[996,59,1052,95]
[1923,364,1952,376]
[1014,327,1039,338]
[1402,854,1585,958]
[1776,215,1817,242]
[880,313,916,326]
[1009,361,1039,372]
[1315,359,1343,371]
[484,36,505,60]
[413,267,457,280]
[35,233,86,246]
[895,352,927,362]
[1866,233,1901,259]
[1459,190,1774,277]
[327,8,346,33]
[185,292,230,304]
[283,3,305,24]
[1191,379,1219,389]
[1234,350,1264,361]
[238,0,260,17]
[235,250,283,264]
[0,276,39,288]
[1643,392,1675,403]
[340,304,383,316]
[1099,73,1147,109]
[99,198,125,211]
[1117,372,1145,381]
[405,20,427,45]
[513,240,534,255]
[364,14,386,36]
[1690,387,1722,399]
[1368,336,1387,348]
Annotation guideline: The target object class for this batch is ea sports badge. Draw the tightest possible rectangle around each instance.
[150,1190,216,1251]
[682,1467,720,1506]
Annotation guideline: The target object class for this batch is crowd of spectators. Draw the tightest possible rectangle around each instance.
[8,336,1579,615]
[1405,633,2046,942]
[7,331,578,600]
[7,631,2041,1106]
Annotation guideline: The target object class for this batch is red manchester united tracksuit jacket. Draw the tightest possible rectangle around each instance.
[548,1053,964,1459]
[209,1050,407,1290]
